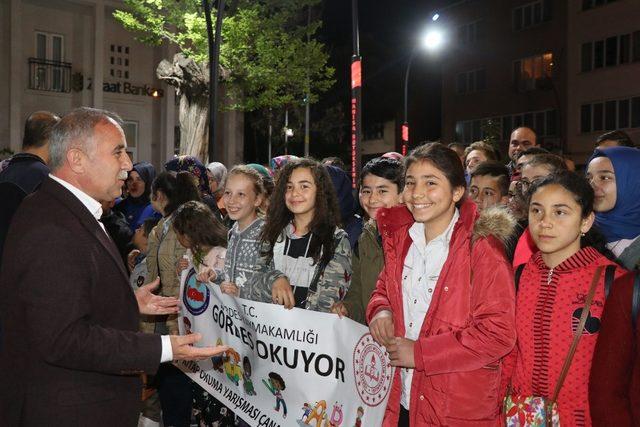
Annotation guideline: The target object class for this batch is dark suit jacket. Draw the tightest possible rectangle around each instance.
[0,177,162,426]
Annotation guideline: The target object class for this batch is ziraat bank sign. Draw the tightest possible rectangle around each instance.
[95,81,164,98]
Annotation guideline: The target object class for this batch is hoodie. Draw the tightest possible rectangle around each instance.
[325,165,363,249]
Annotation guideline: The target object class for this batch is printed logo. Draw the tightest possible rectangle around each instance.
[353,333,393,407]
[183,268,210,315]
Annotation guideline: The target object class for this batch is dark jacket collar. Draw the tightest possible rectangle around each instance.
[40,177,129,280]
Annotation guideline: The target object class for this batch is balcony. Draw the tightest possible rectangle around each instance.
[28,58,72,93]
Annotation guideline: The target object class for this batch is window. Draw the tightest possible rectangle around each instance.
[514,53,553,91]
[620,34,631,64]
[456,69,486,94]
[581,105,592,133]
[593,103,604,131]
[582,0,619,11]
[122,121,138,162]
[513,0,552,31]
[581,42,593,72]
[456,109,557,144]
[581,96,640,133]
[605,36,618,67]
[594,41,604,68]
[583,32,640,71]
[618,99,630,129]
[109,44,130,80]
[633,31,640,62]
[458,20,483,44]
[633,97,640,128]
[605,101,617,130]
[33,31,66,91]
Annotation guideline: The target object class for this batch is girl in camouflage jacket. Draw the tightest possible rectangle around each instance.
[248,158,352,313]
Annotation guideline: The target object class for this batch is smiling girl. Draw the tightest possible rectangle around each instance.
[251,158,351,312]
[332,157,403,324]
[502,171,630,426]
[366,143,517,426]
[212,165,267,298]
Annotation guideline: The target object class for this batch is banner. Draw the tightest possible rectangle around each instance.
[177,267,393,427]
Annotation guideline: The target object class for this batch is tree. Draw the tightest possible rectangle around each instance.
[114,0,334,160]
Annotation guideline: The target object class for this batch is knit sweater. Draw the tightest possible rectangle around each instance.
[213,217,265,299]
[503,247,625,427]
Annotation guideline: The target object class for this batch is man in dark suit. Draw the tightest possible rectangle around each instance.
[0,111,60,263]
[0,108,226,426]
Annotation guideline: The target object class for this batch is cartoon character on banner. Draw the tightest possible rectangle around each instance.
[263,372,287,419]
[242,356,256,395]
[353,406,364,427]
[300,402,313,422]
[323,402,343,427]
[211,338,225,373]
[300,400,326,426]
[224,348,243,386]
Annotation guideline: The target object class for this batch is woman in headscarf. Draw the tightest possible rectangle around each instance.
[115,161,159,232]
[586,146,640,270]
[165,155,223,221]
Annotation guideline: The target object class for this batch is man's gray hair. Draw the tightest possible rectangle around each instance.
[49,107,123,171]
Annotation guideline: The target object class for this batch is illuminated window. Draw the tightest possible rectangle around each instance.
[513,53,553,91]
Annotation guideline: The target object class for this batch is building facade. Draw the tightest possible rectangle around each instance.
[439,0,640,163]
[0,0,243,168]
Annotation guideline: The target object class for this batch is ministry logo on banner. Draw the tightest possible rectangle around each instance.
[177,268,393,427]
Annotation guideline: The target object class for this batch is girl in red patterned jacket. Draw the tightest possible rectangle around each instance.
[367,143,517,426]
[502,171,630,426]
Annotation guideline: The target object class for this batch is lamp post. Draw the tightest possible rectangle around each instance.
[202,0,225,163]
[351,0,362,189]
[402,17,444,156]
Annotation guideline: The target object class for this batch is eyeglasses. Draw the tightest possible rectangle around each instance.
[515,177,544,196]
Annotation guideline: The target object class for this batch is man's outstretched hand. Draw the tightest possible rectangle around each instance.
[135,277,180,315]
[170,333,229,361]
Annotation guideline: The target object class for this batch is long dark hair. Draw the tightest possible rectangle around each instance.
[173,201,227,261]
[151,171,201,216]
[261,158,341,266]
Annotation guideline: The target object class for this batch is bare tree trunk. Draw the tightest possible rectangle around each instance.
[178,95,209,160]
[157,53,210,161]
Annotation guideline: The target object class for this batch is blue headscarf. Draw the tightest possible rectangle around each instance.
[588,146,640,243]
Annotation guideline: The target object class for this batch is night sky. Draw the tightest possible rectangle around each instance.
[244,0,459,162]
[318,0,456,151]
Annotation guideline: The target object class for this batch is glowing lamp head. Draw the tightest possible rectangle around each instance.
[422,30,443,51]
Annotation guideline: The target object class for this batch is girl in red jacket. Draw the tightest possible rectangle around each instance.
[367,143,517,426]
[503,171,629,426]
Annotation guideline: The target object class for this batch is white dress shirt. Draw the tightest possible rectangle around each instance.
[49,174,173,363]
[400,209,459,410]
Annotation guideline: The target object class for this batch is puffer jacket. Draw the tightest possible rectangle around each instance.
[366,199,517,426]
[343,219,384,325]
[144,214,186,334]
[248,226,352,313]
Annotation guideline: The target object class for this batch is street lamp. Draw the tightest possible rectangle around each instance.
[402,21,444,155]
[202,0,225,163]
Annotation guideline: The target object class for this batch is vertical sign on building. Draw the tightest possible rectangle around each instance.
[351,56,362,188]
[401,123,409,156]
